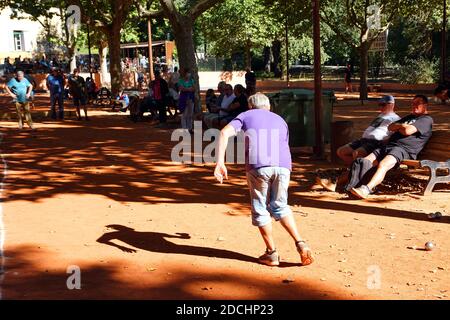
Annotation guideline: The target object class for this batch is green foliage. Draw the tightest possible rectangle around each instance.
[387,4,443,65]
[198,0,279,58]
[397,58,439,84]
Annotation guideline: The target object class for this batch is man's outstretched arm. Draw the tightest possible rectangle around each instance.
[97,233,137,253]
[214,124,236,183]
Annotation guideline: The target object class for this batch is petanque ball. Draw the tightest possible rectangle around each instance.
[425,241,435,251]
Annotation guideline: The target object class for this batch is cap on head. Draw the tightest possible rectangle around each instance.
[379,95,395,104]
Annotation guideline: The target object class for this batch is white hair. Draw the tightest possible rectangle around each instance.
[16,71,24,76]
[248,92,270,110]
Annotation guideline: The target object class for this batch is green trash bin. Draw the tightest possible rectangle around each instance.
[271,89,335,147]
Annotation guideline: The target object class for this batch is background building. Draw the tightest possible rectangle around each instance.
[0,7,43,62]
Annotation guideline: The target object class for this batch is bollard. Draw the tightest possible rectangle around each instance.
[330,121,354,164]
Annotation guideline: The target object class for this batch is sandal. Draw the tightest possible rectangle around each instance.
[296,240,314,266]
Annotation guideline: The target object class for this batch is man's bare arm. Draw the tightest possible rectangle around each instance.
[388,122,418,136]
[214,124,236,183]
[5,86,16,99]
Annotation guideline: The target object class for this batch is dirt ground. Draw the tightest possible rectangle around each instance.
[0,90,449,300]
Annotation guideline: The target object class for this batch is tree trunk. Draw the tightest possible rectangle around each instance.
[68,44,77,73]
[99,40,109,86]
[359,42,369,101]
[263,46,271,72]
[107,23,122,96]
[245,41,252,70]
[172,17,201,112]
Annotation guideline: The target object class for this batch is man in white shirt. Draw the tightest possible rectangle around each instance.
[337,95,400,165]
[205,84,236,129]
[169,66,180,89]
[219,84,236,117]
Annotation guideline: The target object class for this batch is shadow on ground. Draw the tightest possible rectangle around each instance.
[2,245,346,300]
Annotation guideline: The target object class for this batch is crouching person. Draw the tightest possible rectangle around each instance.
[214,93,314,267]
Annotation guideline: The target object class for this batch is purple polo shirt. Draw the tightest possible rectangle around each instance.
[229,109,292,172]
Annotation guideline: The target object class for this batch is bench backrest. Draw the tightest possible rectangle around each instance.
[417,130,450,162]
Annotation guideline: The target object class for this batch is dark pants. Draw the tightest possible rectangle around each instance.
[50,93,64,119]
[345,158,377,192]
[156,99,167,123]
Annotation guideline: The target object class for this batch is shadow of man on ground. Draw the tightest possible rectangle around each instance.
[97,225,300,267]
[97,224,258,263]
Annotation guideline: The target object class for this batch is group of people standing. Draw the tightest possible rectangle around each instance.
[4,68,93,131]
[46,67,91,121]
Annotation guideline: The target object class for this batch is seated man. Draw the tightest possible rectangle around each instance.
[318,95,400,191]
[211,84,235,128]
[114,89,130,112]
[219,84,249,128]
[203,81,226,128]
[347,95,433,199]
[434,85,448,104]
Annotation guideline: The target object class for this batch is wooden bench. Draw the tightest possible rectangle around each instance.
[401,130,450,195]
[368,84,382,92]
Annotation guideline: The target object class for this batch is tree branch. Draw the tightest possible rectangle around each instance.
[134,0,165,18]
[159,0,179,25]
[320,11,358,50]
[190,0,224,20]
[347,0,362,28]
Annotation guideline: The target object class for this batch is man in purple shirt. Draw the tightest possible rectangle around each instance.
[214,93,314,267]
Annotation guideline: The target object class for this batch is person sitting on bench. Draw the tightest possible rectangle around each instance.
[347,94,433,199]
[115,89,130,112]
[317,95,400,191]
[434,85,449,104]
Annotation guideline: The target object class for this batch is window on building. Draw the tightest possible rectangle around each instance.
[13,31,24,51]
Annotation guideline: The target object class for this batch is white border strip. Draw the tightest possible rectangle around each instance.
[0,134,7,300]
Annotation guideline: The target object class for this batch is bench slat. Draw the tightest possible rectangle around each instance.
[417,130,450,162]
[419,150,450,162]
[401,160,421,167]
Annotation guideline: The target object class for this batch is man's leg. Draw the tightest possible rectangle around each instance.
[279,215,302,242]
[185,100,193,131]
[157,100,167,124]
[258,223,276,252]
[22,102,34,129]
[58,94,64,120]
[50,94,57,119]
[270,167,313,265]
[345,153,378,192]
[367,155,398,191]
[350,155,397,199]
[337,144,356,165]
[15,102,24,129]
[74,98,81,120]
[352,147,369,160]
[81,97,88,120]
[247,169,278,266]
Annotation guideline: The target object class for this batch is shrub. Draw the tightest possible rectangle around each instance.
[397,58,439,84]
